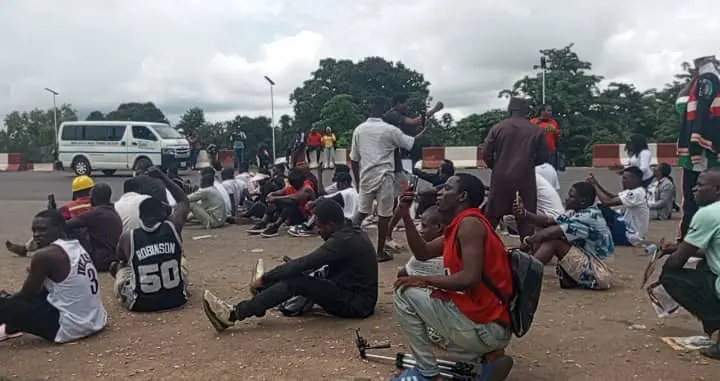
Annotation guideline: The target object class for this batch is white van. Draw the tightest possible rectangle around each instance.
[57,121,191,176]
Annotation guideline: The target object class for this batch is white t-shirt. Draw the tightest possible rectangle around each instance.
[213,180,232,216]
[536,175,565,218]
[628,149,653,181]
[45,239,108,343]
[535,163,560,191]
[349,117,414,192]
[222,179,246,210]
[618,187,650,244]
[115,192,151,232]
[326,187,359,219]
[405,257,444,276]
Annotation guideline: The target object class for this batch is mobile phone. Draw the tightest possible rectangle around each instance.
[409,175,419,191]
[47,193,57,210]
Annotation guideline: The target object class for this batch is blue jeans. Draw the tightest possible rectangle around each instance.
[190,149,199,169]
[235,148,244,168]
[394,287,511,378]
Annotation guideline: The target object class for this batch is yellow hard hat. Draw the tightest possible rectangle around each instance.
[71,175,95,192]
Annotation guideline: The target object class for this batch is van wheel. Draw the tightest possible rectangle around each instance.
[72,157,91,176]
[133,157,152,172]
[102,170,116,176]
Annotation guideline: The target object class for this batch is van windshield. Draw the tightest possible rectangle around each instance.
[153,125,185,139]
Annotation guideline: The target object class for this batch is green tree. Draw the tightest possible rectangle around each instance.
[290,57,430,131]
[176,107,206,133]
[85,110,105,121]
[3,104,78,162]
[312,94,364,148]
[106,102,168,123]
[453,110,507,146]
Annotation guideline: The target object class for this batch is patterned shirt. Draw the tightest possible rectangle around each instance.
[555,205,614,260]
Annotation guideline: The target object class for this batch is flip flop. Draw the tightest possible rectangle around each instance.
[0,324,22,342]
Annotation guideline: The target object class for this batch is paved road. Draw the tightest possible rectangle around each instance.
[0,167,684,202]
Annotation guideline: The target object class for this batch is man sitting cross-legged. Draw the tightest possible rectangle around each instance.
[202,199,378,332]
[247,167,316,238]
[0,209,107,343]
[660,168,720,359]
[392,173,514,381]
[112,167,190,312]
[289,165,358,237]
[514,181,614,290]
[188,173,227,229]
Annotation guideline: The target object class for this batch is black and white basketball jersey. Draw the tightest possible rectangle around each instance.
[129,221,186,312]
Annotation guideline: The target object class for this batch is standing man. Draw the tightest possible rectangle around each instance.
[383,94,443,179]
[187,131,201,170]
[676,55,720,241]
[351,96,427,262]
[230,128,247,169]
[530,105,560,169]
[483,97,550,239]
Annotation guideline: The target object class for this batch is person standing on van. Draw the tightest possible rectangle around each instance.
[231,128,247,169]
[187,132,201,170]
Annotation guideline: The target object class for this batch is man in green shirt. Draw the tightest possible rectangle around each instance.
[661,167,720,359]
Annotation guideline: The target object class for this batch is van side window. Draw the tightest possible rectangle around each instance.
[60,125,125,141]
[132,126,157,141]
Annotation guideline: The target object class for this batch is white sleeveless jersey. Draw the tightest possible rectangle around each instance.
[45,239,108,343]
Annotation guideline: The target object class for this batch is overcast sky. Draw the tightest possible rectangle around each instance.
[0,0,717,124]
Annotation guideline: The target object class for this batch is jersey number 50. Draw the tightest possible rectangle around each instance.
[138,260,181,293]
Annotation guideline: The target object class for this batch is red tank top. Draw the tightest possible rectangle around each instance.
[437,208,512,325]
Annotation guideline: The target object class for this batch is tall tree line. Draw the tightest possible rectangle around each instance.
[0,44,691,165]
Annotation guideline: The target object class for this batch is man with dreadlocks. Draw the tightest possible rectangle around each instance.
[676,55,720,241]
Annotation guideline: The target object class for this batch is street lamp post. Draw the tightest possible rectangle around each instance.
[264,75,276,161]
[532,57,547,105]
[44,87,59,162]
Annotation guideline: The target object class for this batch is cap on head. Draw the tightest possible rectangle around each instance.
[72,175,95,192]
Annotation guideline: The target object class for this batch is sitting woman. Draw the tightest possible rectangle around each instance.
[647,163,677,220]
[514,181,614,290]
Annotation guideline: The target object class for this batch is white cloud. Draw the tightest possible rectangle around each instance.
[0,0,718,123]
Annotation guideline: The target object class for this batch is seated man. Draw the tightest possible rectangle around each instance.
[515,181,614,290]
[113,167,190,312]
[200,167,232,218]
[221,167,246,220]
[589,166,649,246]
[660,168,720,359]
[289,167,358,237]
[322,164,353,194]
[115,178,151,232]
[188,173,227,229]
[0,209,107,343]
[202,199,378,331]
[397,205,444,278]
[503,174,565,237]
[393,174,513,381]
[6,175,94,256]
[134,159,175,208]
[64,183,123,272]
[247,168,315,238]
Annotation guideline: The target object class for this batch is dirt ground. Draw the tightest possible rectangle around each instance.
[1,200,719,381]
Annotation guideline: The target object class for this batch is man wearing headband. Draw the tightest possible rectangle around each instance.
[112,167,190,312]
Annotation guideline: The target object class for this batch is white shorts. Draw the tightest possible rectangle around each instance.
[359,175,396,218]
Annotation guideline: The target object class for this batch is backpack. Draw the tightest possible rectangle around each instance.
[277,265,329,316]
[482,248,544,338]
